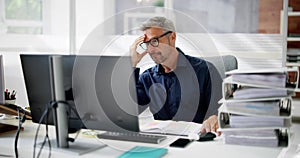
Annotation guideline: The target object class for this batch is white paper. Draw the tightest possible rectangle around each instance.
[140,120,202,140]
[231,73,286,88]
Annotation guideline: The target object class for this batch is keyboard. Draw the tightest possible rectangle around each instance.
[97,132,167,144]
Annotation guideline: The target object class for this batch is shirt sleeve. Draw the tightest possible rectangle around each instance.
[134,68,150,106]
[194,60,213,123]
[204,65,212,112]
[204,61,223,119]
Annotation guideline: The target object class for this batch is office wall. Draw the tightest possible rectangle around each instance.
[258,0,283,33]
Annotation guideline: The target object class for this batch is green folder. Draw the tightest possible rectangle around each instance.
[118,146,168,158]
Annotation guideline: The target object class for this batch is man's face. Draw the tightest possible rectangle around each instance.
[143,27,175,64]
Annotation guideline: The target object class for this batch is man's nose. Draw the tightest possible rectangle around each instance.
[147,44,156,52]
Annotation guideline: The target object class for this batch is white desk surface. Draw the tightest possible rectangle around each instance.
[0,119,299,158]
[1,100,300,158]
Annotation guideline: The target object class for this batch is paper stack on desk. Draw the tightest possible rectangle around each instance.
[223,101,280,116]
[231,73,286,88]
[140,120,202,140]
[222,129,283,147]
[232,87,289,99]
[218,68,297,147]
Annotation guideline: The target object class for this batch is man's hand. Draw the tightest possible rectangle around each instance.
[201,115,221,136]
[130,35,148,67]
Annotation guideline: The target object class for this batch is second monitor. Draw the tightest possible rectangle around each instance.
[21,55,140,134]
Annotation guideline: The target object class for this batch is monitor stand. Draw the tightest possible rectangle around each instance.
[37,139,107,156]
[47,56,107,155]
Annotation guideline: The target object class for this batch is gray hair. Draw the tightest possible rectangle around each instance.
[140,16,176,32]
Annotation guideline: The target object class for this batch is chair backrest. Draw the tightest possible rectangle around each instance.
[205,55,238,76]
[203,55,238,120]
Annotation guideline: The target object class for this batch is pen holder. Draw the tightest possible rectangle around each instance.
[1,100,17,120]
[5,99,16,105]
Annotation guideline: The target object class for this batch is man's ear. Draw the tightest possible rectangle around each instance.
[169,32,176,46]
[170,32,176,41]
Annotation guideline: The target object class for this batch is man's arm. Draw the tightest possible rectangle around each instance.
[130,35,147,67]
[200,61,221,136]
[200,73,221,135]
[134,68,150,106]
[130,35,150,109]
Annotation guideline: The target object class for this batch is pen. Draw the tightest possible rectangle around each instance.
[4,89,8,100]
[11,90,16,99]
[4,89,17,100]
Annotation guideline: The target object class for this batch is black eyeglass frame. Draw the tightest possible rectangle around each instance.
[139,31,173,50]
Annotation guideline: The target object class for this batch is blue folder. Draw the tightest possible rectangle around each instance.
[118,146,168,158]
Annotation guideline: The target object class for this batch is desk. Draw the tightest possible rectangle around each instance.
[0,119,299,158]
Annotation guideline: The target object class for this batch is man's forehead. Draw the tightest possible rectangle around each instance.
[144,27,164,38]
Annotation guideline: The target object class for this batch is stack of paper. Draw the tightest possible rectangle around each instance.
[223,129,279,147]
[218,68,295,147]
[226,68,298,89]
[232,87,288,99]
[229,115,284,128]
[224,101,280,116]
[231,73,286,88]
[140,120,202,140]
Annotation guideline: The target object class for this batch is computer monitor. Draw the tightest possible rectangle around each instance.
[72,55,139,133]
[0,55,4,104]
[20,54,140,149]
[20,55,84,133]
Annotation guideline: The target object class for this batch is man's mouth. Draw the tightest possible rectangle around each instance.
[150,52,161,57]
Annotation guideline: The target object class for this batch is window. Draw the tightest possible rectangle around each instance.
[0,0,43,34]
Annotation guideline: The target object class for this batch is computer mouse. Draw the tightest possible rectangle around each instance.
[198,132,216,142]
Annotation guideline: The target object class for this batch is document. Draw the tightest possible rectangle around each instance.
[231,73,286,88]
[223,129,279,147]
[229,115,285,128]
[225,67,298,89]
[226,67,297,75]
[233,87,288,99]
[224,101,280,116]
[140,120,202,140]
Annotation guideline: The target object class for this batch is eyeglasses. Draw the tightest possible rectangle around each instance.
[139,31,172,50]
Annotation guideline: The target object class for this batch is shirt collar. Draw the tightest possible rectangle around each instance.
[154,47,188,74]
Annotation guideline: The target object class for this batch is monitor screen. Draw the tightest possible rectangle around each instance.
[20,55,139,133]
[0,55,4,104]
[72,55,139,133]
[20,55,84,133]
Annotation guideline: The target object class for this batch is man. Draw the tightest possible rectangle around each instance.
[130,16,220,135]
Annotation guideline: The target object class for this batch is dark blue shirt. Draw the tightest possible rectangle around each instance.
[135,48,211,123]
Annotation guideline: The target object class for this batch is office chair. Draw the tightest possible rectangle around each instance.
[203,55,238,120]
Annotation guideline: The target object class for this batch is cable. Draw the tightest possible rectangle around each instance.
[33,104,47,158]
[37,104,51,158]
[33,103,52,158]
[33,100,85,158]
[50,100,85,141]
[14,107,26,158]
